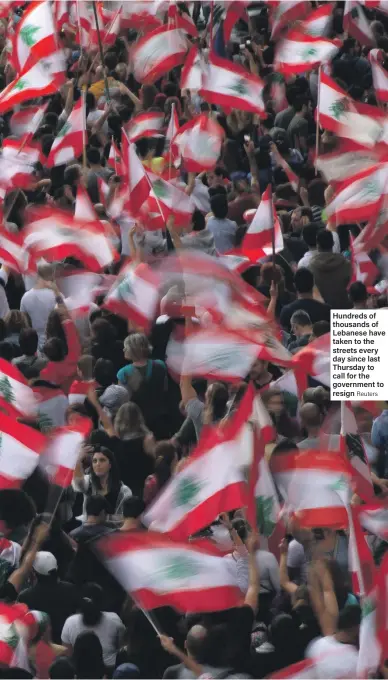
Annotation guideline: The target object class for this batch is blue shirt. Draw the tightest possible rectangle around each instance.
[206,217,237,254]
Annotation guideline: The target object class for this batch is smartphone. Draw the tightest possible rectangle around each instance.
[244,134,251,143]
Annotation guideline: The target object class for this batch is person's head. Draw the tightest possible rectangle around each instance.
[210,193,228,220]
[72,630,105,679]
[93,358,115,388]
[302,386,330,414]
[113,664,140,679]
[37,262,54,284]
[307,179,326,208]
[49,657,75,679]
[79,583,104,627]
[77,354,94,381]
[262,388,284,419]
[43,337,66,363]
[290,206,313,233]
[311,320,330,340]
[140,84,157,110]
[153,441,178,487]
[316,228,333,252]
[301,225,317,251]
[0,489,36,536]
[64,164,82,188]
[90,446,121,493]
[18,328,38,357]
[270,613,298,650]
[336,604,361,645]
[85,495,107,523]
[86,147,101,167]
[259,262,285,290]
[290,310,312,338]
[348,281,368,308]
[185,625,209,663]
[206,166,224,188]
[294,267,314,297]
[293,96,309,117]
[299,402,322,434]
[91,317,117,345]
[250,359,270,382]
[191,208,205,232]
[33,551,58,583]
[343,36,356,56]
[232,176,250,196]
[66,402,88,426]
[204,381,228,424]
[4,310,29,336]
[114,401,148,439]
[121,496,145,530]
[123,332,151,364]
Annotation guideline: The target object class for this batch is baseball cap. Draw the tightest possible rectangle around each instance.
[33,551,58,576]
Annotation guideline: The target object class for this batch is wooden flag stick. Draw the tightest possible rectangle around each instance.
[92,0,111,103]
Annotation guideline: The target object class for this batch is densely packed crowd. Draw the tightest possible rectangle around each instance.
[0,0,388,678]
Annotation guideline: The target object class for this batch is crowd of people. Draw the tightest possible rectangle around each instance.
[0,0,387,678]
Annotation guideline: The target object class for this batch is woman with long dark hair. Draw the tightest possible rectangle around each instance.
[143,441,178,506]
[72,632,105,679]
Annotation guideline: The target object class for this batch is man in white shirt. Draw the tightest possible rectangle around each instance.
[20,263,57,350]
[306,605,360,679]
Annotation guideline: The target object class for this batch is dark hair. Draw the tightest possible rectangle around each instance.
[290,309,311,327]
[46,310,67,350]
[294,267,314,294]
[78,355,94,380]
[87,148,101,165]
[79,583,104,627]
[316,229,333,252]
[94,358,115,388]
[64,164,82,186]
[91,446,122,499]
[72,631,105,679]
[348,281,368,304]
[19,328,38,356]
[153,442,176,489]
[49,657,75,679]
[337,604,362,631]
[293,96,308,113]
[141,84,157,110]
[91,318,117,345]
[43,337,66,362]
[312,320,330,337]
[0,489,36,531]
[210,194,228,220]
[122,496,145,519]
[271,439,299,456]
[0,342,14,361]
[191,209,205,232]
[85,494,107,518]
[205,382,228,424]
[308,179,326,208]
[302,225,317,249]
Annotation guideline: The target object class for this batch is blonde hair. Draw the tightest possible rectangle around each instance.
[123,333,151,363]
[5,310,30,335]
[114,402,149,439]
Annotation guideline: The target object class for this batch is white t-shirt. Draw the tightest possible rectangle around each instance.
[0,268,9,320]
[61,611,125,667]
[306,635,359,679]
[20,287,56,348]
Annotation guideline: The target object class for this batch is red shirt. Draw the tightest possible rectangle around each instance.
[40,319,81,394]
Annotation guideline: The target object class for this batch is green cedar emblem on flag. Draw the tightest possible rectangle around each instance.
[360,180,380,200]
[229,78,249,97]
[12,79,28,92]
[301,46,318,60]
[5,622,19,650]
[117,277,132,301]
[329,96,350,120]
[0,376,14,405]
[152,179,168,200]
[57,122,71,138]
[37,412,53,433]
[161,555,200,581]
[272,73,284,85]
[256,496,276,537]
[174,476,203,508]
[361,596,375,618]
[20,25,40,48]
[328,474,348,492]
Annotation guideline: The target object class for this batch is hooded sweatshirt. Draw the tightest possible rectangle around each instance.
[308,251,352,309]
[180,229,217,256]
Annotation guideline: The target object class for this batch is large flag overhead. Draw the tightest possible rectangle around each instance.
[127,112,164,143]
[174,114,224,173]
[200,54,266,118]
[103,261,160,332]
[326,164,388,225]
[41,418,92,488]
[141,172,192,229]
[270,1,310,40]
[344,0,375,46]
[275,31,339,75]
[0,359,37,418]
[298,3,333,37]
[369,48,388,103]
[180,45,203,92]
[98,531,242,613]
[0,62,57,114]
[143,412,248,539]
[121,135,150,216]
[315,140,383,184]
[13,0,57,73]
[46,99,85,168]
[349,235,379,289]
[132,25,188,84]
[0,413,46,489]
[241,186,283,261]
[0,227,27,273]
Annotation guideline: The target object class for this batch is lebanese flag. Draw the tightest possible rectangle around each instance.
[98,530,242,613]
[121,134,151,216]
[46,99,85,168]
[241,186,283,261]
[41,418,92,488]
[69,380,98,406]
[174,114,224,173]
[358,588,381,680]
[163,102,180,166]
[200,53,266,118]
[270,448,352,529]
[32,386,68,432]
[132,25,188,85]
[340,401,374,503]
[0,138,42,191]
[349,235,379,288]
[0,413,46,489]
[13,0,57,73]
[347,502,377,597]
[271,369,308,401]
[127,112,164,143]
[143,410,248,539]
[315,139,384,184]
[218,252,251,275]
[369,48,388,103]
[224,1,249,42]
[57,270,103,318]
[0,227,27,273]
[376,552,388,666]
[269,659,317,679]
[24,206,118,273]
[108,139,123,175]
[344,0,375,47]
[121,0,166,32]
[0,62,57,114]
[74,185,98,222]
[291,333,330,387]
[141,172,192,229]
[0,359,37,418]
[299,3,334,37]
[180,45,203,92]
[54,0,69,30]
[326,164,388,225]
[103,261,160,332]
[275,31,339,76]
[10,104,45,139]
[76,0,92,48]
[270,1,310,40]
[318,72,384,149]
[168,1,198,37]
[356,502,388,541]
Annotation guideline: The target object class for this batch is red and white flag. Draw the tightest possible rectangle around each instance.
[0,359,37,418]
[57,270,104,318]
[24,206,118,273]
[174,114,224,173]
[41,418,92,488]
[103,261,160,332]
[32,386,68,432]
[121,0,166,31]
[143,412,248,538]
[356,502,388,541]
[347,502,377,597]
[121,135,150,216]
[168,1,198,37]
[298,3,334,37]
[291,333,330,387]
[200,54,266,118]
[13,0,58,73]
[127,112,164,143]
[326,164,388,225]
[180,45,203,92]
[344,0,375,47]
[0,63,57,114]
[0,227,27,273]
[98,530,242,613]
[340,401,374,503]
[0,413,46,489]
[0,139,41,191]
[369,48,388,103]
[270,1,310,40]
[241,186,283,261]
[10,104,45,139]
[349,235,379,288]
[270,448,352,529]
[141,172,192,229]
[269,659,317,679]
[47,99,85,168]
[275,31,339,76]
[163,102,180,167]
[132,25,188,85]
[315,139,384,184]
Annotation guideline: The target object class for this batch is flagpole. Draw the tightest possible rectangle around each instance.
[210,0,215,52]
[168,103,175,182]
[315,65,321,177]
[81,88,87,168]
[86,5,123,81]
[92,0,111,103]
